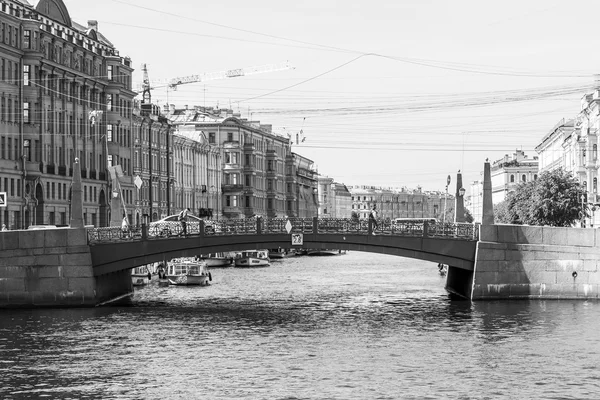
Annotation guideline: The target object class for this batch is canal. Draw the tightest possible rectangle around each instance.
[1,251,599,399]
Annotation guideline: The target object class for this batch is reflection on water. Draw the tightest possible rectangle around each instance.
[1,252,599,399]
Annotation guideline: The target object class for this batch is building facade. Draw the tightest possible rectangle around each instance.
[0,1,135,229]
[166,106,316,219]
[131,101,173,225]
[536,88,600,227]
[349,186,449,221]
[490,150,539,204]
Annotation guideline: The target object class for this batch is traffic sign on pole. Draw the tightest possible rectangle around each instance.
[0,192,6,207]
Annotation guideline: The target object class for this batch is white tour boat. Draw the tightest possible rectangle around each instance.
[131,264,154,286]
[268,248,289,259]
[234,250,270,267]
[166,257,212,286]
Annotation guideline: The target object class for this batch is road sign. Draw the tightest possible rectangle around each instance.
[0,192,5,207]
[291,233,303,246]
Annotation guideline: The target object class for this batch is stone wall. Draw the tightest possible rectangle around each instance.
[472,224,600,300]
[0,228,131,308]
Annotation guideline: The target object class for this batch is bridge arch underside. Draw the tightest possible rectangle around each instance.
[90,234,477,276]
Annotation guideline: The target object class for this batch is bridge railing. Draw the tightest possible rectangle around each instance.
[86,217,479,244]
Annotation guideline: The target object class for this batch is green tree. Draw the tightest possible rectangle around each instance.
[493,168,584,227]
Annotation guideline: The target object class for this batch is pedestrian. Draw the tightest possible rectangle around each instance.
[369,205,379,235]
[121,215,130,238]
[1,224,6,231]
[178,208,190,236]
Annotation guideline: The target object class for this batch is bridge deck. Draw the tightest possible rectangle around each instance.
[87,218,479,276]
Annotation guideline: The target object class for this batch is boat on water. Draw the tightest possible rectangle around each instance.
[131,264,155,286]
[268,248,289,259]
[166,257,212,286]
[307,249,347,256]
[234,250,270,267]
[200,252,233,267]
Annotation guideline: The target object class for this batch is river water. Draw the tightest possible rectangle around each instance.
[1,251,599,399]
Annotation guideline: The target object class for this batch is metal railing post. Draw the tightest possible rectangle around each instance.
[312,217,318,234]
[257,217,263,235]
[423,221,428,238]
[141,223,147,240]
[199,220,205,238]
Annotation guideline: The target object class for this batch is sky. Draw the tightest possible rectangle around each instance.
[63,0,600,192]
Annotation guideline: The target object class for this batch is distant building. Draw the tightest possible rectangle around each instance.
[286,152,318,218]
[490,150,539,204]
[348,186,449,221]
[316,176,352,218]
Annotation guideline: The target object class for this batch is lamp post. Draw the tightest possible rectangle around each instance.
[443,175,451,224]
[581,194,586,227]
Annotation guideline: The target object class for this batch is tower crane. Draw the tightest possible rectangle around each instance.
[136,61,294,102]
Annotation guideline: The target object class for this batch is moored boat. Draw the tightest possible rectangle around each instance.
[131,264,154,286]
[201,252,233,267]
[307,249,346,256]
[166,257,212,286]
[234,250,270,267]
[268,248,289,259]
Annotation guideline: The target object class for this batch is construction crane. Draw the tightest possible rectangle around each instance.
[137,61,294,103]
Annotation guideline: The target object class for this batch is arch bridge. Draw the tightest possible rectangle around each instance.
[88,218,479,276]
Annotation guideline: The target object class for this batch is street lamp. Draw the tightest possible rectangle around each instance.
[443,175,451,224]
[581,194,586,227]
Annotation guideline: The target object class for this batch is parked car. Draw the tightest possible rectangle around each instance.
[148,214,218,237]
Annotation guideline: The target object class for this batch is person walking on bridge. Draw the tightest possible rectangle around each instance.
[369,204,379,235]
[178,208,190,236]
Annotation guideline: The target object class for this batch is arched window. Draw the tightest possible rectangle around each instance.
[522,174,526,182]
[534,174,538,180]
[510,174,515,183]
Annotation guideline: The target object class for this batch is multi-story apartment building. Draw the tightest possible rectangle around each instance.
[285,151,318,218]
[167,106,302,219]
[331,182,352,218]
[131,101,173,225]
[0,2,135,229]
[170,123,220,219]
[349,186,449,221]
[536,87,600,226]
[490,150,539,204]
[315,175,352,218]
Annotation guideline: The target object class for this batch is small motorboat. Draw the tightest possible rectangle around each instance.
[234,250,270,267]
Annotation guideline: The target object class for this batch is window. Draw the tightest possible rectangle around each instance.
[209,132,215,144]
[23,65,30,86]
[267,198,273,209]
[534,174,538,180]
[227,132,233,142]
[522,174,526,182]
[106,94,112,111]
[23,30,30,49]
[107,154,113,166]
[594,178,598,193]
[594,144,598,161]
[245,174,251,187]
[23,102,29,123]
[107,124,113,141]
[510,175,515,183]
[246,196,250,207]
[107,65,113,80]
[245,154,250,166]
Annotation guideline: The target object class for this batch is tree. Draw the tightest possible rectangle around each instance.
[493,168,584,227]
[350,211,360,222]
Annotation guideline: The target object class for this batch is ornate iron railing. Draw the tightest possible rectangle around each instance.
[87,217,480,244]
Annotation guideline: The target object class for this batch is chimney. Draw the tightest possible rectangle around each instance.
[87,20,98,31]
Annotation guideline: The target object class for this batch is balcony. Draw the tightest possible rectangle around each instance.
[24,161,42,178]
[222,184,244,193]
[223,141,240,149]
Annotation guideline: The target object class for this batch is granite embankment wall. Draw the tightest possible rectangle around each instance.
[0,228,131,308]
[472,224,600,300]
